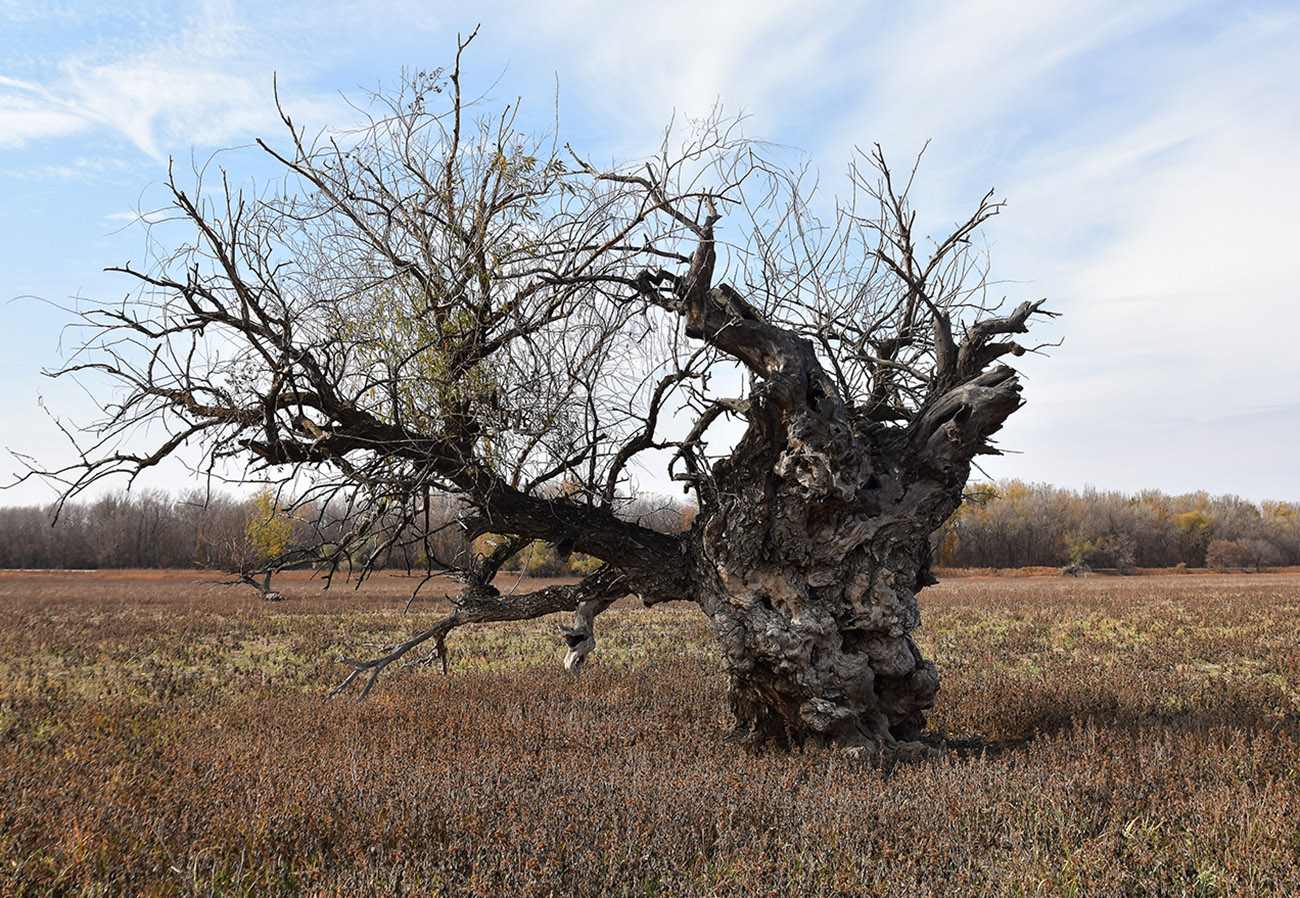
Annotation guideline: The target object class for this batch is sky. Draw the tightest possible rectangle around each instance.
[2,0,1298,506]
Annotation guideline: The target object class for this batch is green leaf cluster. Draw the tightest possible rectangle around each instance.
[338,275,505,450]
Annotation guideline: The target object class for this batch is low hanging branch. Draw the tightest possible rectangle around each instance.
[331,565,629,697]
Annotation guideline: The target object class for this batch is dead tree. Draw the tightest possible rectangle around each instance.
[30,33,1052,754]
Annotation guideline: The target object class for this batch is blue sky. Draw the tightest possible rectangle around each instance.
[2,0,1298,505]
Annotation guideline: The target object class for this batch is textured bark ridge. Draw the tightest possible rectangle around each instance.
[694,371,1022,752]
[662,218,1037,753]
[696,396,939,751]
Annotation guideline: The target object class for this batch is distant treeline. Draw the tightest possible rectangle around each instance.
[0,490,251,571]
[935,481,1300,571]
[1,481,1296,573]
[0,488,695,573]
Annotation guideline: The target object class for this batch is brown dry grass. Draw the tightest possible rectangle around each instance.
[2,570,1298,896]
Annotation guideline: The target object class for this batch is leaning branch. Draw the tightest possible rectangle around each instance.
[955,298,1056,381]
[329,565,632,698]
[330,606,465,699]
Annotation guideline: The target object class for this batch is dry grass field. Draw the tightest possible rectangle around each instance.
[2,569,1298,896]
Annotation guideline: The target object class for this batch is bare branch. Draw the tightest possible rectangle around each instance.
[330,565,630,698]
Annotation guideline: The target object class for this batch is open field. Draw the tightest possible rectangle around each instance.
[2,570,1299,896]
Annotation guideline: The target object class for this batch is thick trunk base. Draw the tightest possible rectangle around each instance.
[706,554,940,754]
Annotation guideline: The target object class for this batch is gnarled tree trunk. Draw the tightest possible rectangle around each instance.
[640,212,1035,754]
[684,365,1022,753]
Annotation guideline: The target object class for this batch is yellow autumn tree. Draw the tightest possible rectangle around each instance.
[246,487,295,567]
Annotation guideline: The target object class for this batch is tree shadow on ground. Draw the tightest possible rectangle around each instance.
[932,696,1300,762]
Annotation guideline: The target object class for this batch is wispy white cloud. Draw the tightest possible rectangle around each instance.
[59,59,269,160]
[0,0,360,162]
[854,1,1191,136]
[104,209,168,224]
[486,0,852,153]
[990,6,1300,405]
[0,75,92,146]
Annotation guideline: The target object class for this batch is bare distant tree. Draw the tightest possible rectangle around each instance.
[29,32,1052,755]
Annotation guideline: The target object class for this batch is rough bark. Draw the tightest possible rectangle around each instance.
[688,372,1024,752]
[653,222,1038,754]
